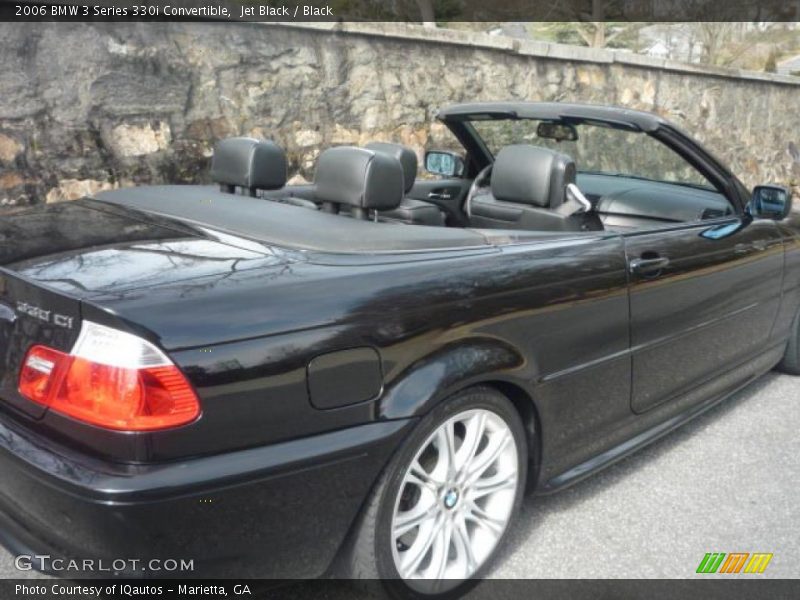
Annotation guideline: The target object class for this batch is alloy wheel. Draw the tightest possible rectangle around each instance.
[390,408,519,591]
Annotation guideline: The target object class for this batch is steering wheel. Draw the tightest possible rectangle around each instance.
[464,164,493,218]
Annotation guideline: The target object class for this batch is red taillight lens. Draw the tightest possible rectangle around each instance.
[51,359,200,430]
[18,324,200,431]
[18,345,71,406]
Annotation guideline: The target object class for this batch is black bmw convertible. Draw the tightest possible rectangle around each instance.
[0,102,796,597]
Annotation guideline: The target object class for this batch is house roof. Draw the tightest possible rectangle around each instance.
[777,55,800,75]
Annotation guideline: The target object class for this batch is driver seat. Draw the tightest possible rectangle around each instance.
[469,144,602,232]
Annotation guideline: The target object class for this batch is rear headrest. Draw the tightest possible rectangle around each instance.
[491,145,576,208]
[314,146,404,210]
[211,137,287,192]
[365,142,418,194]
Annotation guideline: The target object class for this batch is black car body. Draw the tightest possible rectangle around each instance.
[0,102,797,583]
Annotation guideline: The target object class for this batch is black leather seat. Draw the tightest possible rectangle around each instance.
[211,137,317,209]
[313,146,404,219]
[365,142,445,226]
[469,144,602,232]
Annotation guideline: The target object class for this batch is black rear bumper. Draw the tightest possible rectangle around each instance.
[0,416,413,578]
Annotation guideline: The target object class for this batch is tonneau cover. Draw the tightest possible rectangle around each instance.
[97,186,490,253]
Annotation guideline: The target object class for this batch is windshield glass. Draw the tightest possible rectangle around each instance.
[468,118,714,190]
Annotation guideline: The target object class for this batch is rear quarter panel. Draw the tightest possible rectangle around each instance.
[89,233,633,481]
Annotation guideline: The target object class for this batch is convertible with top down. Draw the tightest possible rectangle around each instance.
[0,102,797,597]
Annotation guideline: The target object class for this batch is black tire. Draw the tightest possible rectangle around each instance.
[777,308,800,375]
[342,386,528,599]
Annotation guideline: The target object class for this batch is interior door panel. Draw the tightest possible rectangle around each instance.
[407,178,471,226]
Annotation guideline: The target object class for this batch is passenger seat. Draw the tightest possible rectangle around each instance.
[365,142,445,226]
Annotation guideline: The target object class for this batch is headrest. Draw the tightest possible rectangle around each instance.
[210,137,287,191]
[314,146,404,210]
[365,142,418,194]
[491,145,576,208]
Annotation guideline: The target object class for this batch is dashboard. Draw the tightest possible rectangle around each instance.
[576,172,734,231]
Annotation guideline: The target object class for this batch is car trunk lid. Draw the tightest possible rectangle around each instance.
[0,272,81,418]
[0,198,291,420]
[1,198,289,297]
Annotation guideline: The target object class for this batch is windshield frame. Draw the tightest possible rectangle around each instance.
[438,104,747,215]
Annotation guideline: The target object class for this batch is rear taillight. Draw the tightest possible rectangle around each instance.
[18,321,200,431]
[18,345,66,406]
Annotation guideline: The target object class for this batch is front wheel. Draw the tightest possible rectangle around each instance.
[344,386,527,598]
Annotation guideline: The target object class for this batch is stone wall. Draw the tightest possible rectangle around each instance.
[1,21,799,206]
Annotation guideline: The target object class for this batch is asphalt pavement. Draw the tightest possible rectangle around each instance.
[492,370,798,579]
[1,371,798,593]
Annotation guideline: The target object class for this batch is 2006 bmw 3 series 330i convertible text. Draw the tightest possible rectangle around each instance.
[0,102,797,597]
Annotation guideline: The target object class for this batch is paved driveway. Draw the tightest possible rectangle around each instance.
[492,371,799,579]
[1,372,798,590]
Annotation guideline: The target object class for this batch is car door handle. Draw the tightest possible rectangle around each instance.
[428,191,453,200]
[629,256,670,275]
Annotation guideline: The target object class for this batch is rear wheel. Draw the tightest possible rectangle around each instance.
[344,386,527,598]
[778,308,800,375]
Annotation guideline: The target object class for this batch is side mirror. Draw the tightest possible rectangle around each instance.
[747,185,793,220]
[425,151,465,178]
